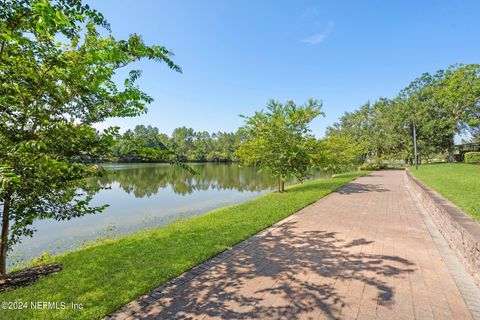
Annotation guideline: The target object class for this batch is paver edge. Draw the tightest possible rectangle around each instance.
[404,169,480,288]
[404,172,480,320]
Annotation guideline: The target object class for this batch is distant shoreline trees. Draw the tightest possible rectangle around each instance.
[88,64,480,169]
[108,125,242,163]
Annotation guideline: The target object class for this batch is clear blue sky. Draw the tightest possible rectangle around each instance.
[90,0,480,137]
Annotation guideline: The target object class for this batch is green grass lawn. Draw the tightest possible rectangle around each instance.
[410,163,480,222]
[0,172,366,320]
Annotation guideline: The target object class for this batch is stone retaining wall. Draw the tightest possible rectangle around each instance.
[404,170,480,287]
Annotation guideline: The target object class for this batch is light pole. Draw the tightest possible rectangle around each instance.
[405,120,419,170]
[413,119,418,170]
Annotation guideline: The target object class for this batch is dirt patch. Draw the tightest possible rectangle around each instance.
[0,264,62,292]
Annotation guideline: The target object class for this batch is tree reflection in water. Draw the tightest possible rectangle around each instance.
[10,163,326,267]
[91,163,325,198]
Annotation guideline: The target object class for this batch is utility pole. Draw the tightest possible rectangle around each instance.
[413,119,418,170]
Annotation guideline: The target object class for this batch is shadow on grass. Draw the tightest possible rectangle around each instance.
[135,221,415,320]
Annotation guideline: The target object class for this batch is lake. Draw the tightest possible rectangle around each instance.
[10,163,324,267]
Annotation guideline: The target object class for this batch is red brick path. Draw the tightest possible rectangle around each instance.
[109,170,472,320]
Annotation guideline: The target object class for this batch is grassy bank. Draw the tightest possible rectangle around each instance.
[410,163,480,222]
[0,172,366,320]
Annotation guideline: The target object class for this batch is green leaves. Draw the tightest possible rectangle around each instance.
[237,99,324,191]
[329,64,480,164]
[0,0,181,267]
[32,0,72,37]
[321,132,365,173]
[0,166,20,193]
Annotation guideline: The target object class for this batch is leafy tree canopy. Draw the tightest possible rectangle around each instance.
[0,0,180,276]
[328,64,480,164]
[236,99,324,192]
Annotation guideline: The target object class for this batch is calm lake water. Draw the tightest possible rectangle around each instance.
[11,163,324,267]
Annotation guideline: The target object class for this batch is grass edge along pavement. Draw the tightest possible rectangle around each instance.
[0,171,367,320]
[409,163,480,222]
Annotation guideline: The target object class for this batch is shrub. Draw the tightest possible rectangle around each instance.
[358,163,388,171]
[465,152,480,164]
[454,154,464,162]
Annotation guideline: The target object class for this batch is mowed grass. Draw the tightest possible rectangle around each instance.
[410,163,480,222]
[0,172,366,320]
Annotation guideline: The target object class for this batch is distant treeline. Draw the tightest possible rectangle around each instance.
[96,65,480,166]
[326,63,480,164]
[109,125,242,163]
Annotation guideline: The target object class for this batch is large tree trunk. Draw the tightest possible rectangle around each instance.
[0,195,10,279]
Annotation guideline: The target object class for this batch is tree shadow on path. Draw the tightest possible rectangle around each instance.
[335,183,389,195]
[135,221,415,320]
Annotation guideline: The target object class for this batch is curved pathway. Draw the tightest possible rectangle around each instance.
[109,170,476,320]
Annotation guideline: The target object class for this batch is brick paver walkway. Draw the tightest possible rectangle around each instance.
[109,170,474,320]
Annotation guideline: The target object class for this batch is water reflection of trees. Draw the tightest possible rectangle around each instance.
[91,164,284,198]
